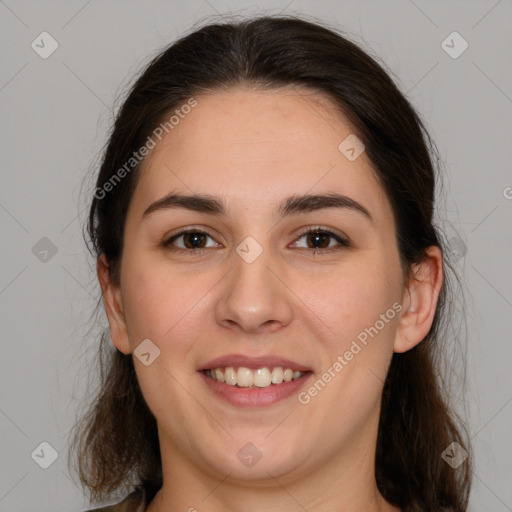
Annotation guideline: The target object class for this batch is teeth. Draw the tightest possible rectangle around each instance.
[205,366,305,388]
[237,367,253,387]
[224,367,237,386]
[271,367,284,384]
[253,368,272,387]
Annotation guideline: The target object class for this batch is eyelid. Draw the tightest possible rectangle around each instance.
[162,225,351,253]
[291,225,351,251]
[162,225,221,248]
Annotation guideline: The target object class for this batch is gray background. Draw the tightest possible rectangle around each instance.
[1,1,511,511]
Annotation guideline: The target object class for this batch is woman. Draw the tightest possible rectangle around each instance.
[70,14,472,512]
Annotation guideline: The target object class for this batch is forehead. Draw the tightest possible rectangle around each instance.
[131,86,391,223]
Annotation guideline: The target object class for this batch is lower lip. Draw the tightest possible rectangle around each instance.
[199,371,313,407]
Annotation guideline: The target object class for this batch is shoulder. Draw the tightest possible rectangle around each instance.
[84,485,147,512]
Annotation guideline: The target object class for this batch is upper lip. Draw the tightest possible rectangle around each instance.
[200,354,312,372]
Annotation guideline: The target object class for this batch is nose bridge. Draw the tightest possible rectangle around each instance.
[216,233,293,332]
[234,235,275,288]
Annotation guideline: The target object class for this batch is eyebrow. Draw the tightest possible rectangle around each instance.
[142,191,373,223]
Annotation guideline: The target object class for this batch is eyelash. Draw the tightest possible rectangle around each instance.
[162,226,351,255]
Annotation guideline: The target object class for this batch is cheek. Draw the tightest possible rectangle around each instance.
[300,257,401,409]
[120,258,210,349]
[299,258,400,347]
[295,264,400,434]
[320,262,400,391]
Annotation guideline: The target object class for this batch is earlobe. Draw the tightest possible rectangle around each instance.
[97,254,132,355]
[394,246,444,354]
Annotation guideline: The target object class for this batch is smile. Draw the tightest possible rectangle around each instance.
[200,367,313,407]
[203,366,305,388]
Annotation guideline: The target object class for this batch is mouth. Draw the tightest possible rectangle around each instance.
[202,366,309,388]
[198,355,313,407]
[198,354,313,407]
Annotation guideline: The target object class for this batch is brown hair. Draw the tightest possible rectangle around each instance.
[69,14,472,511]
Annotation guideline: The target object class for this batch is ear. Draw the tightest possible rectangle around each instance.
[394,246,444,353]
[97,253,131,355]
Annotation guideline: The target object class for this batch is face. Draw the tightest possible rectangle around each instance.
[100,86,438,485]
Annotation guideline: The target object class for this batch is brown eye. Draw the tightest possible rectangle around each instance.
[305,231,331,249]
[163,230,219,251]
[181,232,208,249]
[292,228,350,252]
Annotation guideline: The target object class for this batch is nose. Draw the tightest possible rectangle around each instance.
[215,242,294,335]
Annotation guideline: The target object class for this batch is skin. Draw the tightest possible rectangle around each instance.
[98,86,443,512]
